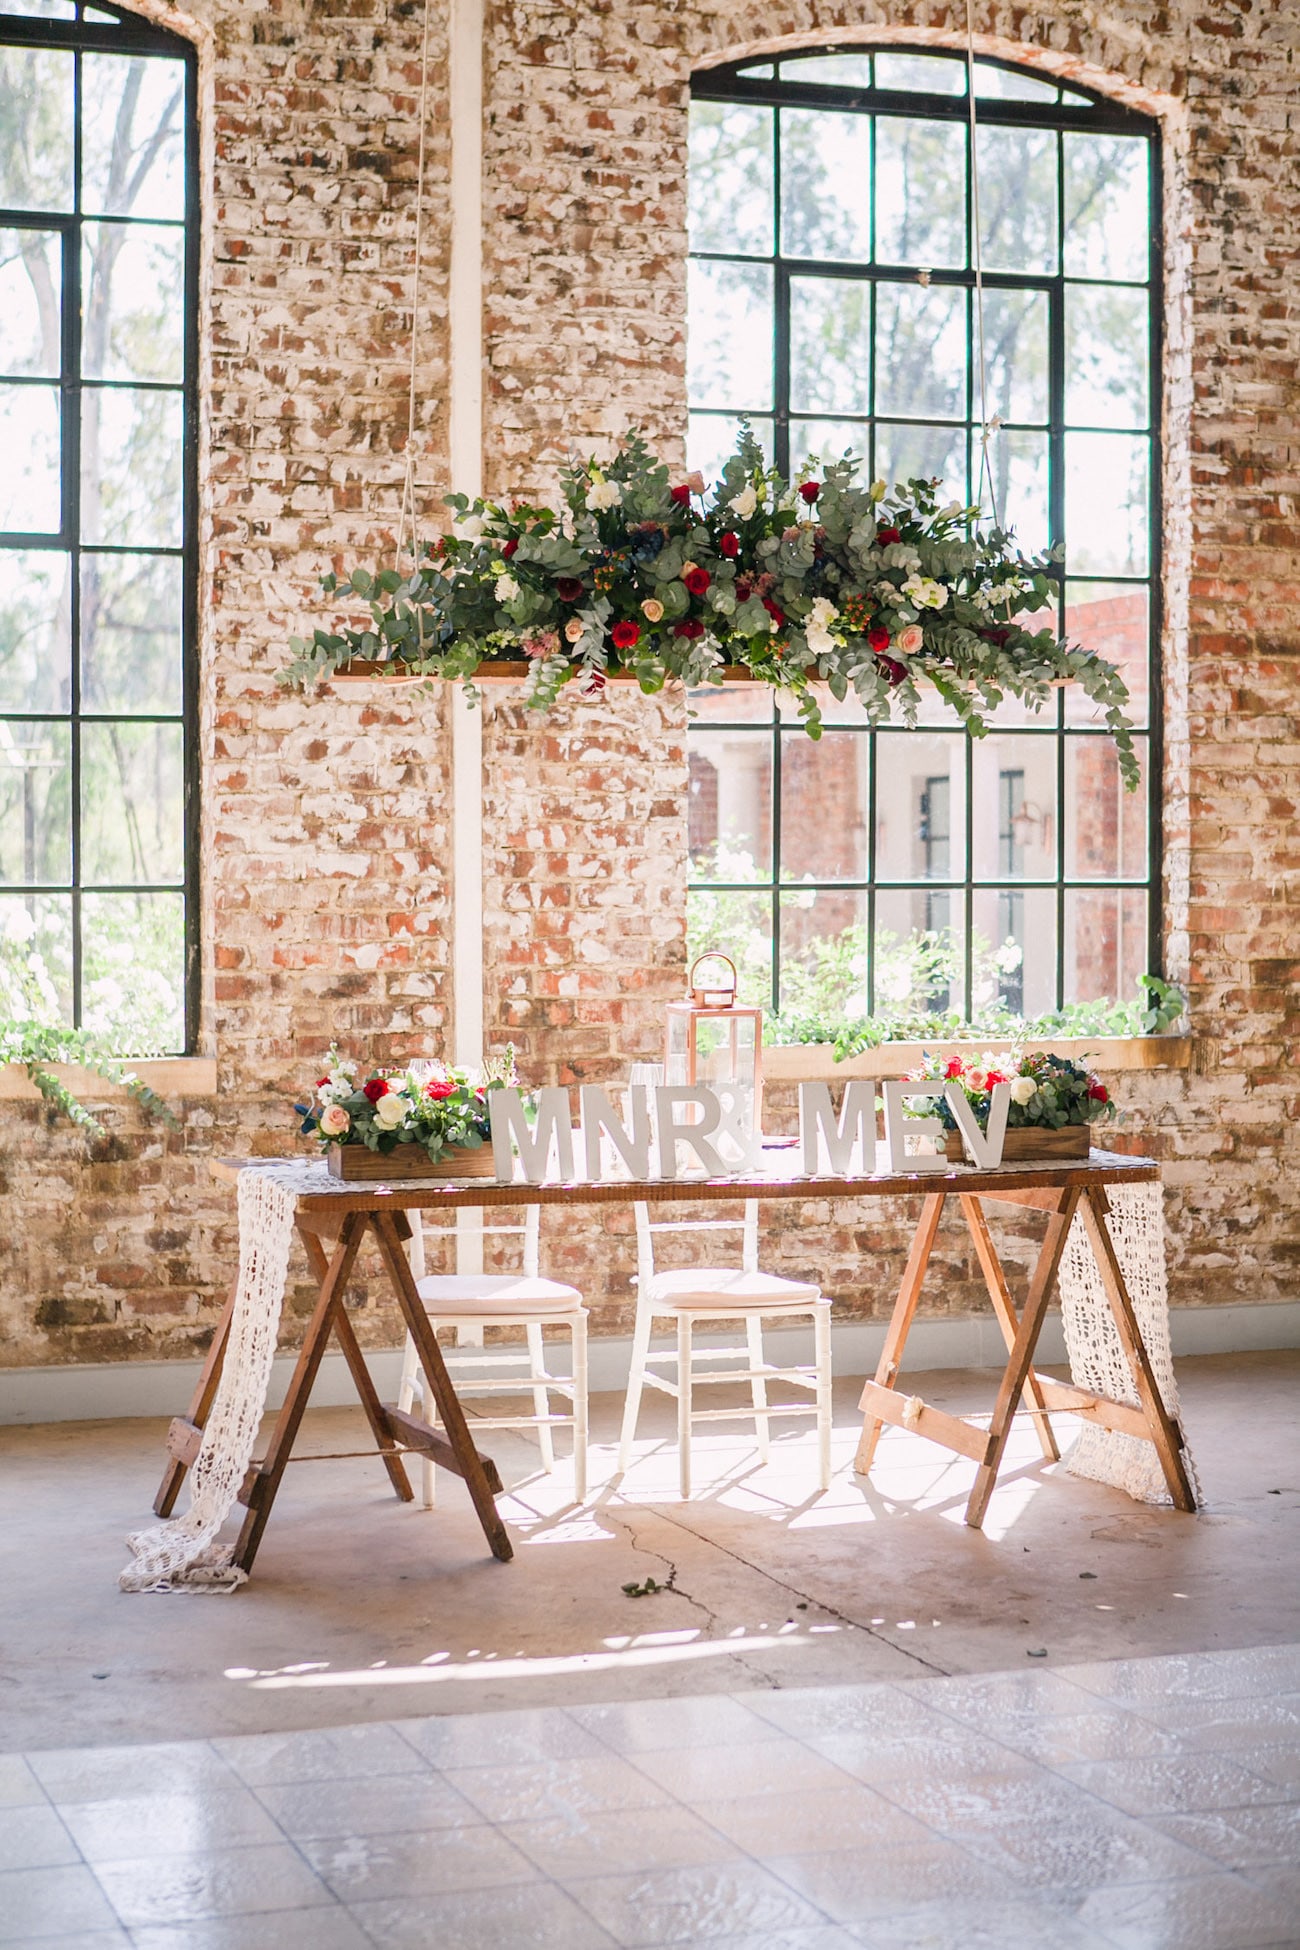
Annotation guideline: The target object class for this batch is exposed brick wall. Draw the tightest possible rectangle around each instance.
[0,0,1296,1375]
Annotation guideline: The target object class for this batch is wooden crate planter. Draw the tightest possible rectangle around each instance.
[326,1142,498,1181]
[944,1125,1092,1164]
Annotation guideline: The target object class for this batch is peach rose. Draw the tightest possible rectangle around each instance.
[319,1104,350,1137]
[641,598,664,622]
[564,616,585,643]
[897,623,924,656]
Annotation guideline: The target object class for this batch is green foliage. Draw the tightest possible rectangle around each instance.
[907,1047,1116,1131]
[0,1017,178,1144]
[302,1049,519,1161]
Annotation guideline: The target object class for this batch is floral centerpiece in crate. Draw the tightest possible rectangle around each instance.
[908,1049,1116,1162]
[281,426,1139,788]
[298,1050,517,1180]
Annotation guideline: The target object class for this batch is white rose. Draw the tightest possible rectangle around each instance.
[897,623,924,656]
[495,573,520,601]
[373,1092,410,1130]
[453,514,484,539]
[728,484,759,519]
[1010,1076,1037,1107]
[585,478,622,511]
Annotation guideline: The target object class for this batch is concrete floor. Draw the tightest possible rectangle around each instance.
[1,1351,1297,1755]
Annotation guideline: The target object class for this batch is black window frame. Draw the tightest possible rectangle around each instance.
[0,0,199,1052]
[687,46,1162,1021]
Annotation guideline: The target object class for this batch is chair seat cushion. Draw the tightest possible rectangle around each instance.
[644,1267,824,1310]
[416,1273,584,1315]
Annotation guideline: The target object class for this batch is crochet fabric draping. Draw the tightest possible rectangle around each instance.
[1057,1180,1201,1506]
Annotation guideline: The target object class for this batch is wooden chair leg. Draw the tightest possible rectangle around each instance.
[526,1321,556,1473]
[677,1313,693,1501]
[746,1315,771,1462]
[960,1193,1060,1464]
[855,1192,945,1476]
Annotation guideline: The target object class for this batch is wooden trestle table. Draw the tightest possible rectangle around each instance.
[154,1149,1196,1576]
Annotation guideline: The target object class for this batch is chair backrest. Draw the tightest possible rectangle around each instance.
[407,1204,540,1280]
[633,1199,759,1287]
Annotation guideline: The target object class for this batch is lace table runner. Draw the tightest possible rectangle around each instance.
[1057,1180,1201,1506]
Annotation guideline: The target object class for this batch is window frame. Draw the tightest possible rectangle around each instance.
[687,47,1163,1021]
[0,0,199,1052]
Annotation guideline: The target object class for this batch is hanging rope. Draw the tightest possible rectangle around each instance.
[964,0,1002,529]
[396,0,434,575]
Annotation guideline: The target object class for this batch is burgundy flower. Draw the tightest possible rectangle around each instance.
[362,1078,388,1103]
[683,566,711,596]
[735,574,752,601]
[718,530,740,558]
[876,655,906,686]
[500,537,518,559]
[867,626,891,652]
[673,617,705,639]
[877,524,902,546]
[555,576,584,602]
[611,619,641,650]
[670,484,693,506]
[762,597,786,626]
[799,480,820,504]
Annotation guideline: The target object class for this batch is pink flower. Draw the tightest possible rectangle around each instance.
[319,1104,350,1137]
[425,1078,455,1101]
[897,623,924,657]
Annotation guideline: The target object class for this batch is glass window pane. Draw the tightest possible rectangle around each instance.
[981,429,1049,555]
[0,48,74,212]
[1063,133,1149,282]
[875,282,966,420]
[876,422,966,499]
[972,735,1057,882]
[687,412,773,487]
[790,419,870,473]
[82,889,184,1050]
[780,109,870,262]
[1066,735,1148,879]
[0,229,62,377]
[1064,887,1147,1004]
[0,549,71,712]
[4,2,77,17]
[688,102,773,256]
[80,385,184,546]
[1064,582,1150,728]
[1065,284,1149,429]
[979,287,1049,426]
[687,260,772,411]
[687,886,772,1011]
[0,718,70,884]
[973,63,1058,102]
[688,683,775,726]
[790,276,870,414]
[875,730,966,881]
[874,54,965,96]
[1065,431,1148,575]
[976,125,1057,274]
[0,893,72,1024]
[981,600,1060,729]
[874,887,966,1016]
[780,731,869,880]
[80,720,184,886]
[81,551,183,713]
[779,887,869,1014]
[0,384,60,533]
[82,222,185,383]
[780,53,873,86]
[875,119,966,268]
[81,53,186,221]
[688,727,771,879]
[972,886,1057,1017]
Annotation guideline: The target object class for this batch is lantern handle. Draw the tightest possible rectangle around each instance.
[688,951,738,1006]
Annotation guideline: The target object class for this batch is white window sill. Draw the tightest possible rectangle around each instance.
[0,1056,218,1102]
[763,1035,1193,1082]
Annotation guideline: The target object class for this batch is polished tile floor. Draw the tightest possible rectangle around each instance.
[3,1643,1298,1948]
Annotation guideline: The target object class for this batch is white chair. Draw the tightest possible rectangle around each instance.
[397,1206,588,1506]
[617,1198,833,1499]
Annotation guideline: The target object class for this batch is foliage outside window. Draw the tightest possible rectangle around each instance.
[0,0,195,1056]
[686,47,1161,1039]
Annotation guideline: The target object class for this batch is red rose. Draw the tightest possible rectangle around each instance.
[945,1057,963,1079]
[362,1078,388,1103]
[673,617,705,639]
[684,566,711,596]
[611,619,640,649]
[800,480,820,503]
[555,576,583,602]
[985,1070,1008,1089]
[424,1078,455,1100]
[718,530,740,558]
[670,484,692,506]
[317,1077,330,1089]
[876,655,906,686]
[867,626,891,652]
[762,597,785,625]
[500,537,518,559]
[1088,1081,1109,1104]
[877,524,901,546]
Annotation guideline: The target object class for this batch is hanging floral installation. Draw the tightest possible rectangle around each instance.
[282,427,1139,787]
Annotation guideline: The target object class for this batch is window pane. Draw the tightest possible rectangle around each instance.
[0,718,70,884]
[1065,431,1148,575]
[4,2,77,17]
[790,276,870,413]
[1064,582,1150,727]
[82,222,185,383]
[1064,887,1147,1004]
[1065,284,1149,428]
[979,287,1050,426]
[80,720,184,886]
[875,887,966,1015]
[0,47,74,212]
[81,53,186,221]
[790,419,870,472]
[874,53,965,95]
[82,889,184,1050]
[972,886,1057,1016]
[80,385,184,546]
[0,893,72,1023]
[875,119,966,268]
[975,125,1058,274]
[779,888,869,1014]
[780,731,869,880]
[780,53,873,86]
[688,102,772,256]
[875,282,966,420]
[876,422,966,498]
[1063,133,1149,282]
[687,886,772,1010]
[0,549,71,712]
[688,683,775,726]
[687,413,773,488]
[687,259,773,411]
[973,63,1058,102]
[875,731,966,881]
[972,736,1057,881]
[780,109,870,262]
[0,229,61,377]
[688,727,771,879]
[81,551,183,713]
[1066,736,1148,879]
[0,384,60,533]
[981,429,1049,554]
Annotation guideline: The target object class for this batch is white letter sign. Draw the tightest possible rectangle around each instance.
[882,1080,949,1173]
[944,1079,1011,1167]
[580,1085,651,1181]
[799,1080,876,1175]
[654,1085,725,1179]
[489,1086,574,1184]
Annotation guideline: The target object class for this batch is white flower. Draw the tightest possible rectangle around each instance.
[869,478,887,503]
[902,574,948,611]
[453,514,484,539]
[585,478,622,511]
[804,596,840,658]
[940,500,965,519]
[971,585,996,611]
[1010,1076,1037,1107]
[495,573,520,601]
[897,623,924,656]
[728,484,759,519]
[373,1091,411,1130]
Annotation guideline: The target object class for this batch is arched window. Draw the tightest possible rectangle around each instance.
[687,47,1158,1029]
[0,0,197,1053]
